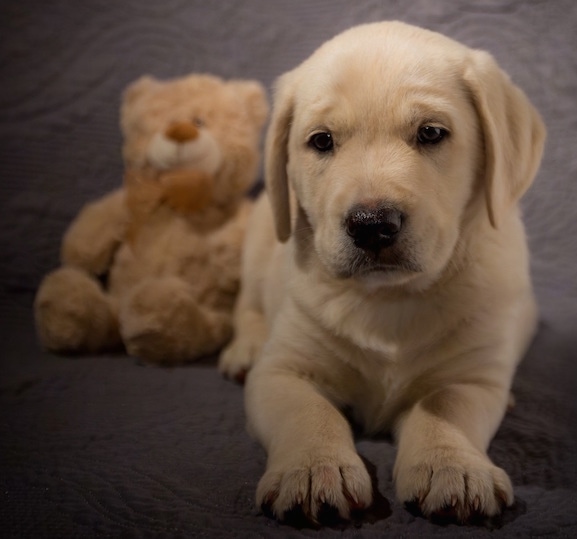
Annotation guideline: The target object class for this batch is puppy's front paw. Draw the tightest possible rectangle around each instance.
[394,446,513,522]
[257,451,373,524]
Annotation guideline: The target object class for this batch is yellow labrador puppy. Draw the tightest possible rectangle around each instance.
[219,21,545,523]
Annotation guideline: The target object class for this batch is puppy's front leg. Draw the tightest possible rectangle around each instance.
[246,363,373,523]
[394,381,513,522]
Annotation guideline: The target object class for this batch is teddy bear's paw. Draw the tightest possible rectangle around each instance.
[123,328,180,364]
[34,267,119,353]
[120,277,232,364]
[123,310,231,365]
[61,189,126,275]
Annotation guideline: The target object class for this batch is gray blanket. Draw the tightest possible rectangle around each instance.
[1,1,576,536]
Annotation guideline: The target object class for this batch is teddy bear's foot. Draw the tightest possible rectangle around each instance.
[120,276,233,364]
[34,267,121,353]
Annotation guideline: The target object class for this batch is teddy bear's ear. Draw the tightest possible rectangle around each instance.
[229,80,270,128]
[123,75,162,105]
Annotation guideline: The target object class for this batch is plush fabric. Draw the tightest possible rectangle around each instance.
[1,1,576,536]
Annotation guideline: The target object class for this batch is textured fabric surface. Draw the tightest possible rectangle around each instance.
[1,1,576,536]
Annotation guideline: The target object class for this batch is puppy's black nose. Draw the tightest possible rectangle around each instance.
[345,205,404,252]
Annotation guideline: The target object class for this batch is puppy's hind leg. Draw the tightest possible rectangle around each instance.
[219,194,276,383]
[218,286,267,383]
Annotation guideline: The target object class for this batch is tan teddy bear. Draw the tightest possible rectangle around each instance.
[34,73,268,364]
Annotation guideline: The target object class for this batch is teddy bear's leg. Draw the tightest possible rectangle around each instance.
[119,276,232,364]
[34,267,121,353]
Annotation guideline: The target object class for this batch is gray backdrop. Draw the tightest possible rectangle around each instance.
[1,1,576,537]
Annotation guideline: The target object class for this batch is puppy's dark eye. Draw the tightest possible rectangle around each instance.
[308,132,334,153]
[417,125,447,145]
[192,117,204,127]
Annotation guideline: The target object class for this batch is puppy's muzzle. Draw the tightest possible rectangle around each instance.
[345,204,404,254]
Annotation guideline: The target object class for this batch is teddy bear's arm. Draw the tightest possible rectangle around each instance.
[161,169,213,214]
[61,188,128,276]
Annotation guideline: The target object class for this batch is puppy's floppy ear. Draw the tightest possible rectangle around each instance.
[464,51,546,228]
[265,72,296,242]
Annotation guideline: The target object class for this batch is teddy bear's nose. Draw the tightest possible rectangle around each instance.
[165,122,199,143]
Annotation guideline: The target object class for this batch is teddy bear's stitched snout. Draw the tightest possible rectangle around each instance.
[148,123,221,174]
[166,121,199,143]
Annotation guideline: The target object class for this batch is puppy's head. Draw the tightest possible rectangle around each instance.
[266,21,545,290]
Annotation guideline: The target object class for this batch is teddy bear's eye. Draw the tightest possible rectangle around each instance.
[192,117,204,128]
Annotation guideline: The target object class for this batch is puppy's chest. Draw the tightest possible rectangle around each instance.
[300,280,453,431]
[339,343,414,433]
[324,301,443,433]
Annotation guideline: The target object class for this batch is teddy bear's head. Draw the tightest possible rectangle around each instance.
[120,74,269,212]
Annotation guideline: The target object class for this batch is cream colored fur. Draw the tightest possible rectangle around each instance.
[220,22,545,523]
[35,74,268,363]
